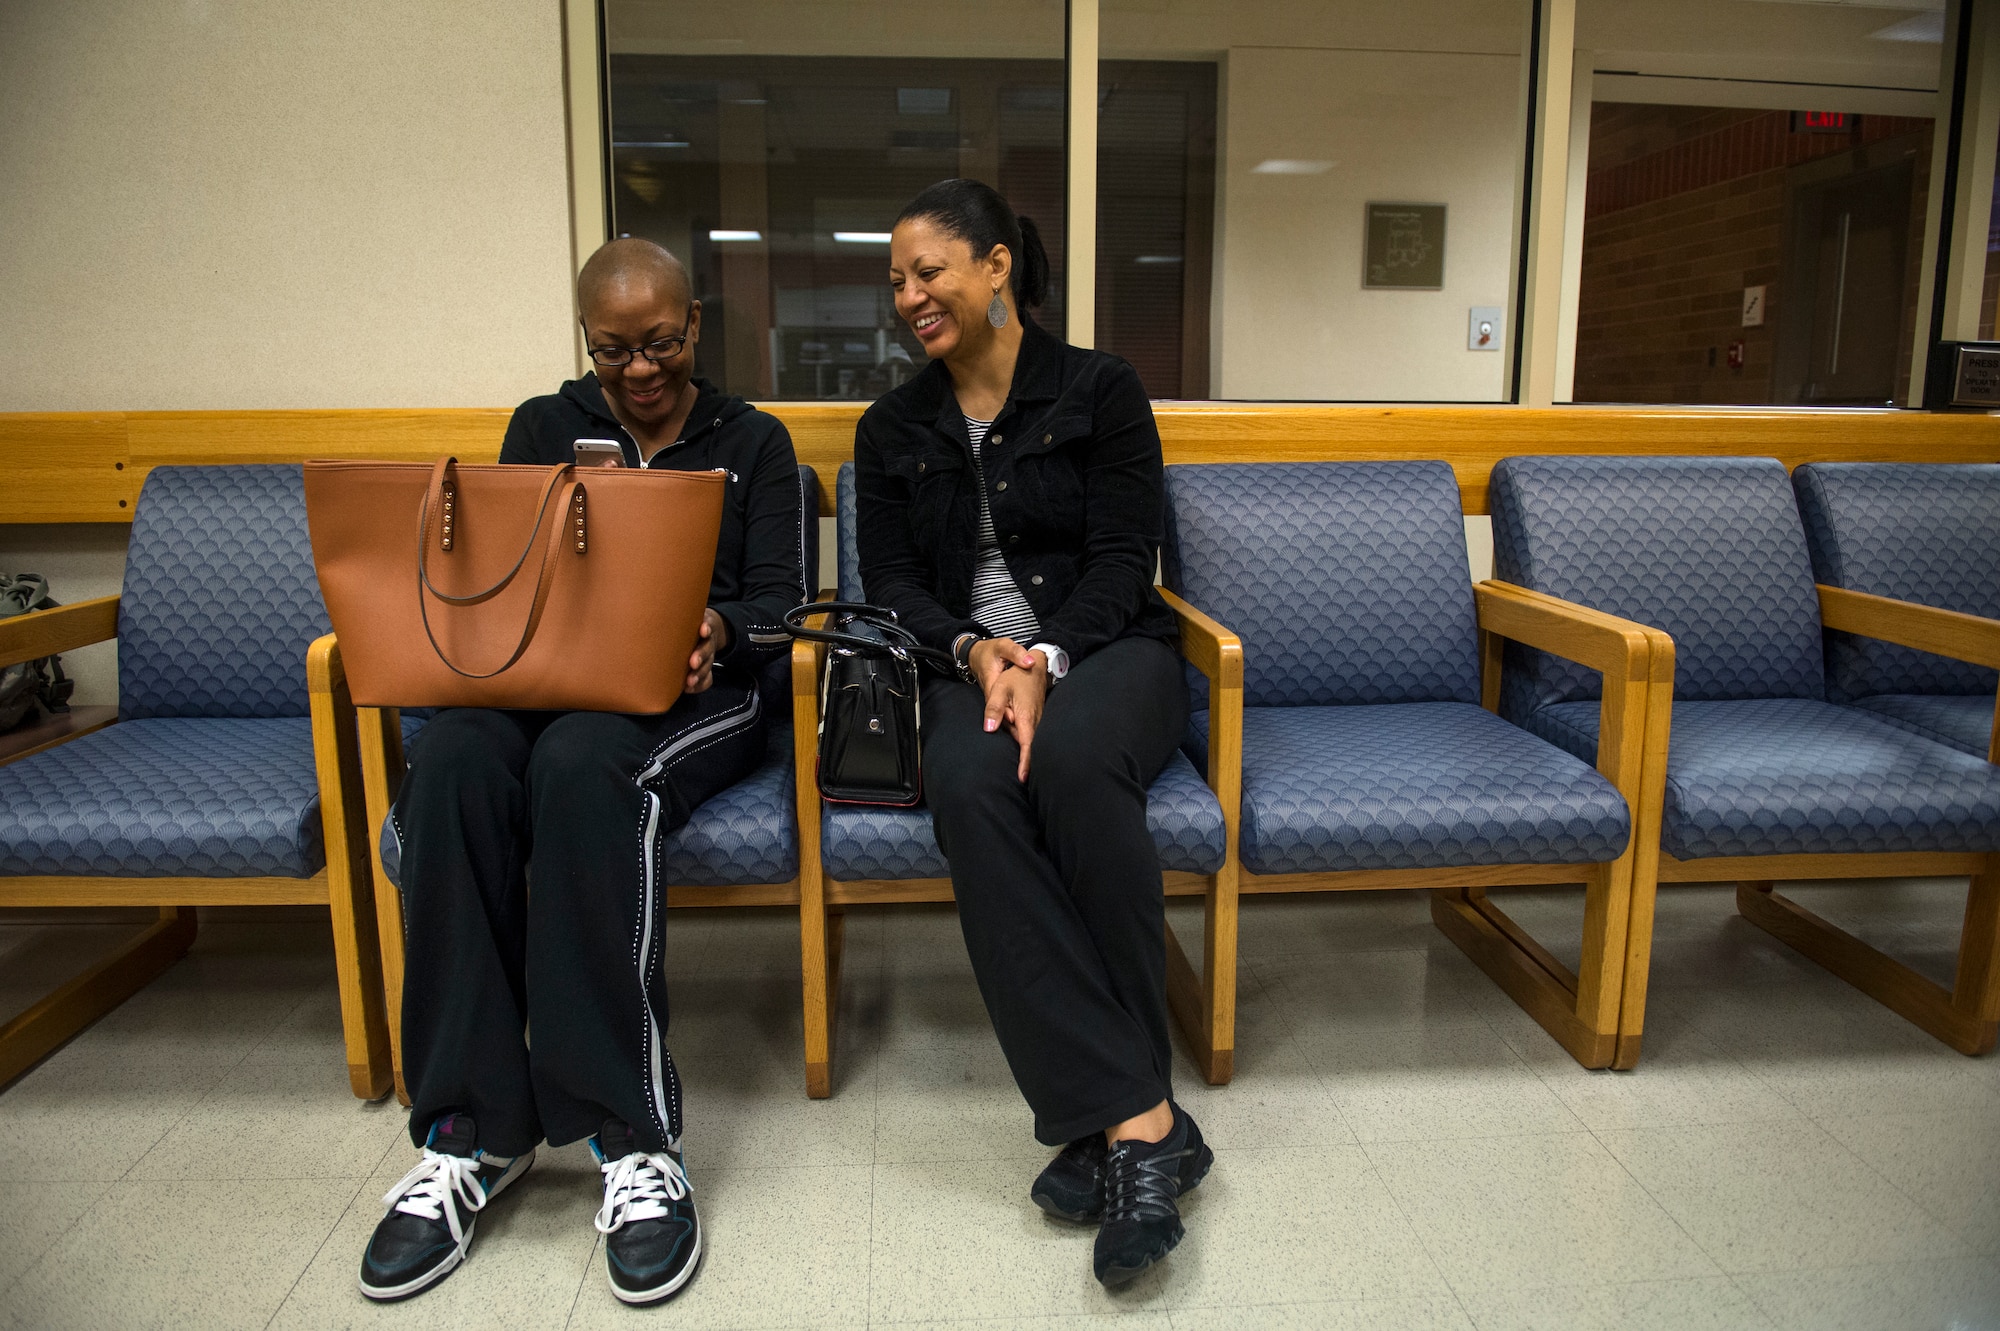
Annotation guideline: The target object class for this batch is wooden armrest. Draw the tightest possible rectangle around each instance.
[306,633,348,702]
[789,590,835,709]
[1475,582,1661,683]
[1818,585,2000,670]
[0,594,120,670]
[1158,587,1244,690]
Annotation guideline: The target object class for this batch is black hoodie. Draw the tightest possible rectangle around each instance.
[498,374,806,672]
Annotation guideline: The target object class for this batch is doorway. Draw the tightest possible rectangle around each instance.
[1774,137,1922,406]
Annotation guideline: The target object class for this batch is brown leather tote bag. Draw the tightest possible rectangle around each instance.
[304,457,724,713]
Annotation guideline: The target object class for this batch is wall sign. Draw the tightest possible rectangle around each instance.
[1364,203,1446,289]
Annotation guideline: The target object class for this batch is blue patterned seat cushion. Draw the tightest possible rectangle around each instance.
[120,465,331,719]
[1162,461,1480,709]
[1522,697,2000,860]
[836,461,864,602]
[380,719,797,889]
[820,749,1226,880]
[1793,462,2000,704]
[1490,455,1825,713]
[1846,694,1995,761]
[0,718,324,877]
[1191,702,1628,876]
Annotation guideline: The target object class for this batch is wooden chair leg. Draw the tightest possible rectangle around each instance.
[801,857,835,1098]
[1164,867,1237,1084]
[1433,879,1621,1069]
[1738,872,2000,1056]
[309,638,392,1100]
[0,906,199,1088]
[357,706,410,1105]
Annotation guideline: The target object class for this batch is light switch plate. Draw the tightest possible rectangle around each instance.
[1468,306,1503,351]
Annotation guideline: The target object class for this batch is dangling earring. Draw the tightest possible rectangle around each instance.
[987,289,1009,329]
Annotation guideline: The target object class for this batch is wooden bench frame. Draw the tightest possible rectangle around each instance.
[7,403,1999,1089]
[0,602,391,1097]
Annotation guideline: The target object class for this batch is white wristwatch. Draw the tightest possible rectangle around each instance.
[1029,643,1070,681]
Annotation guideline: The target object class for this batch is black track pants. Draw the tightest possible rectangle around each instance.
[921,635,1189,1145]
[393,675,765,1157]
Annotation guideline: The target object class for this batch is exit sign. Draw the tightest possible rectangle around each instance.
[1792,110,1856,133]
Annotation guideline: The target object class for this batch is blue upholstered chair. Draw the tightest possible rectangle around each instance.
[359,465,823,1104]
[1491,454,2000,1059]
[794,462,1233,1091]
[0,465,389,1095]
[1794,462,2000,760]
[1162,461,1659,1069]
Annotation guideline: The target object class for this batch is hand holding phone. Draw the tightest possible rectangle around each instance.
[572,439,627,468]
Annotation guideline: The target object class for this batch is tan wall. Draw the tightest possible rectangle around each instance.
[0,0,578,412]
[1213,46,1522,401]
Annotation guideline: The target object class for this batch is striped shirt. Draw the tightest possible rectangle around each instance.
[964,415,1042,642]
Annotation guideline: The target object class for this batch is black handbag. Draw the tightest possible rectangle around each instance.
[784,601,955,807]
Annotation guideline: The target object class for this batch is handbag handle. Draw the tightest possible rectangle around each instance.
[783,600,954,668]
[416,458,582,680]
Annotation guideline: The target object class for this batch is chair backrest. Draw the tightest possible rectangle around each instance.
[835,461,864,602]
[1794,461,2000,702]
[120,464,330,720]
[1162,461,1481,708]
[1489,454,1824,712]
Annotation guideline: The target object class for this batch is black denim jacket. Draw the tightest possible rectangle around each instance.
[854,317,1178,665]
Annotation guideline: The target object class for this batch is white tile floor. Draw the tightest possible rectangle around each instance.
[3,879,1998,1330]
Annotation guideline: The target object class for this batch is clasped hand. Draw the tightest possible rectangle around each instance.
[969,637,1048,782]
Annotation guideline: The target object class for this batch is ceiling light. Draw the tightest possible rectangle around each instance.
[709,229,763,242]
[1135,255,1183,264]
[615,139,689,148]
[1252,159,1334,175]
[833,232,893,244]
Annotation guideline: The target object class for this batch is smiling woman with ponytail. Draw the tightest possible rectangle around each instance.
[852,178,1209,1287]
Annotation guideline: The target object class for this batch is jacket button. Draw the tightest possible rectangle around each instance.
[1030,575,1044,585]
[1043,433,1052,443]
[992,434,1002,444]
[995,480,1008,492]
[917,461,925,472]
[1008,534,1019,543]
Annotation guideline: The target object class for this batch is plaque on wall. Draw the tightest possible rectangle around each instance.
[1364,203,1446,289]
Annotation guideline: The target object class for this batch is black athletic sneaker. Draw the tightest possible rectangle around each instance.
[1092,1104,1213,1287]
[358,1113,534,1301]
[592,1118,702,1305]
[1032,1133,1109,1223]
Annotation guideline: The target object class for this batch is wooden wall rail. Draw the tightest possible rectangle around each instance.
[4,404,1997,523]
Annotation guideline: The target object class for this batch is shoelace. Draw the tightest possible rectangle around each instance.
[596,1151,691,1235]
[382,1149,489,1249]
[1102,1142,1183,1224]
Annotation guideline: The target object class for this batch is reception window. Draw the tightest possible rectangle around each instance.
[1570,1,1945,406]
[603,0,1066,401]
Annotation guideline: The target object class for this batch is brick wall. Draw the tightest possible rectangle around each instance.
[1574,105,1931,405]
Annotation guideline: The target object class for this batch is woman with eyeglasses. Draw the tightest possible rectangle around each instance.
[853,179,1211,1287]
[361,238,805,1309]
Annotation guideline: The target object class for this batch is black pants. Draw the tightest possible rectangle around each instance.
[922,635,1189,1145]
[392,673,765,1157]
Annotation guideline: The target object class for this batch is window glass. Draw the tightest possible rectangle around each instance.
[1571,0,1944,406]
[1099,0,1532,401]
[603,0,1065,401]
[1982,137,1999,340]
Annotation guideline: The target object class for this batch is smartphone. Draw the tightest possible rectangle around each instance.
[572,439,627,468]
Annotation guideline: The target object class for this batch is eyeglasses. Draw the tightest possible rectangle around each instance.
[587,312,693,367]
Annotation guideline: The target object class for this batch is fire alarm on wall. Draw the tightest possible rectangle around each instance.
[1468,306,1503,351]
[1727,340,1747,370]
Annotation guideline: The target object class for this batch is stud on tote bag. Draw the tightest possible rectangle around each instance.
[304,457,725,714]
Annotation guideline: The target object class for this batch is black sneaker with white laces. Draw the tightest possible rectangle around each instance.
[592,1118,702,1305]
[359,1113,534,1302]
[1032,1133,1108,1223]
[1092,1104,1213,1287]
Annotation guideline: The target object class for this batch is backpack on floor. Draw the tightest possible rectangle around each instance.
[0,573,76,732]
